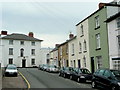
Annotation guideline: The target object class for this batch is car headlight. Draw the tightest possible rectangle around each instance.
[118,82,120,86]
[80,76,85,78]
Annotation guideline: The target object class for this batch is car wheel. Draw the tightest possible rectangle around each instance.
[92,81,97,88]
[64,74,66,78]
[59,73,61,76]
[77,77,80,83]
[70,75,73,80]
[111,86,116,90]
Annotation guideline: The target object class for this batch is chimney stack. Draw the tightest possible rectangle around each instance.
[69,33,74,39]
[1,31,7,35]
[99,3,106,9]
[28,32,34,37]
[55,44,59,48]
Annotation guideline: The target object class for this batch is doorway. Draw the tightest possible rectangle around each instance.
[78,59,81,68]
[91,57,95,73]
[22,59,26,68]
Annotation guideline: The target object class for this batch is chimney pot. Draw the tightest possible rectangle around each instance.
[1,31,7,35]
[99,3,106,9]
[28,32,34,37]
[69,33,74,39]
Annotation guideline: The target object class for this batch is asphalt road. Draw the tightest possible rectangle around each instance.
[19,68,98,89]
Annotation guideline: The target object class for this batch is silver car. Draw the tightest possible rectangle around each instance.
[48,65,59,73]
[4,64,18,77]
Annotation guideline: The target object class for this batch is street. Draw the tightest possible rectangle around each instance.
[19,68,97,89]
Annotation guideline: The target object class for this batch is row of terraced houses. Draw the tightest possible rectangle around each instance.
[47,1,120,73]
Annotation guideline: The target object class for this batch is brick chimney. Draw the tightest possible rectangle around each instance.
[99,3,106,9]
[69,33,74,39]
[1,31,7,35]
[28,32,34,37]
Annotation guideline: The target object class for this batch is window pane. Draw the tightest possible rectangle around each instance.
[20,41,24,45]
[9,48,13,55]
[31,59,35,65]
[9,40,13,45]
[31,42,35,46]
[31,49,35,55]
[9,58,13,64]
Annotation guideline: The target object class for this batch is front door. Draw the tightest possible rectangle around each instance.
[22,59,26,68]
[91,57,95,73]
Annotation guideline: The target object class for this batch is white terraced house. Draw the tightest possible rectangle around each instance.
[0,31,43,67]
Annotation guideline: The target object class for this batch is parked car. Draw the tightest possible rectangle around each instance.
[38,64,43,70]
[47,65,59,73]
[91,68,120,90]
[59,67,74,78]
[4,64,18,77]
[42,64,49,71]
[70,68,92,83]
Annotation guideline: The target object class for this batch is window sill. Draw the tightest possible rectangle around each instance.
[80,35,84,37]
[95,26,100,30]
[71,54,74,56]
[83,50,87,53]
[96,48,101,51]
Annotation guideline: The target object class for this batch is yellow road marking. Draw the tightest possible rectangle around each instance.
[19,71,31,89]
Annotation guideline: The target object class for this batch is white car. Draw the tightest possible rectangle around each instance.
[4,64,18,77]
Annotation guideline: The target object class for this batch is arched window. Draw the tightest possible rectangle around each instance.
[20,48,24,57]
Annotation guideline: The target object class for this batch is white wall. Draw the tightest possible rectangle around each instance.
[40,48,52,65]
[107,19,120,69]
[1,39,42,67]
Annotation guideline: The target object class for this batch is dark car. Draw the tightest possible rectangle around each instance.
[91,68,120,90]
[70,68,92,83]
[59,67,74,78]
[4,64,18,77]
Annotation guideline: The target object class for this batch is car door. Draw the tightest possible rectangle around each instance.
[95,69,105,86]
[102,70,113,88]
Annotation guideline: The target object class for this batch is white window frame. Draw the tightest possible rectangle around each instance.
[72,44,74,55]
[117,35,120,50]
[9,48,13,55]
[79,42,82,53]
[96,56,102,69]
[80,24,84,36]
[96,33,101,49]
[83,56,86,67]
[9,40,13,45]
[117,17,120,29]
[31,49,35,55]
[95,15,100,28]
[83,40,87,51]
[31,41,35,46]
[31,59,35,65]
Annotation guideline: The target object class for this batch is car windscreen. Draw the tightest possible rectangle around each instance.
[7,66,17,70]
[80,69,90,74]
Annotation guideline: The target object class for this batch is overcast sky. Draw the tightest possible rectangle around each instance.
[1,0,113,48]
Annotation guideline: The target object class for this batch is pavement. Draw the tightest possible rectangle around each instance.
[2,72,27,89]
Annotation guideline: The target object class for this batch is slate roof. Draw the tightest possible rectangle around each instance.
[2,33,43,41]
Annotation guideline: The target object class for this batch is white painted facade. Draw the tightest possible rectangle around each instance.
[107,16,120,69]
[40,48,52,65]
[53,49,58,66]
[68,37,77,67]
[0,33,43,67]
[76,19,91,71]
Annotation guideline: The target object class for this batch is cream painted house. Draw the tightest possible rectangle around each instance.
[76,19,91,71]
[68,36,77,67]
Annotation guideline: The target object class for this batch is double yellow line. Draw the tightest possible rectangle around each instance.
[19,72,31,89]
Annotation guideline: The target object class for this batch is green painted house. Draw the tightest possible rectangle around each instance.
[88,3,120,73]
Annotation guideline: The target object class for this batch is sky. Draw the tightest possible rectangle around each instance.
[1,0,114,48]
